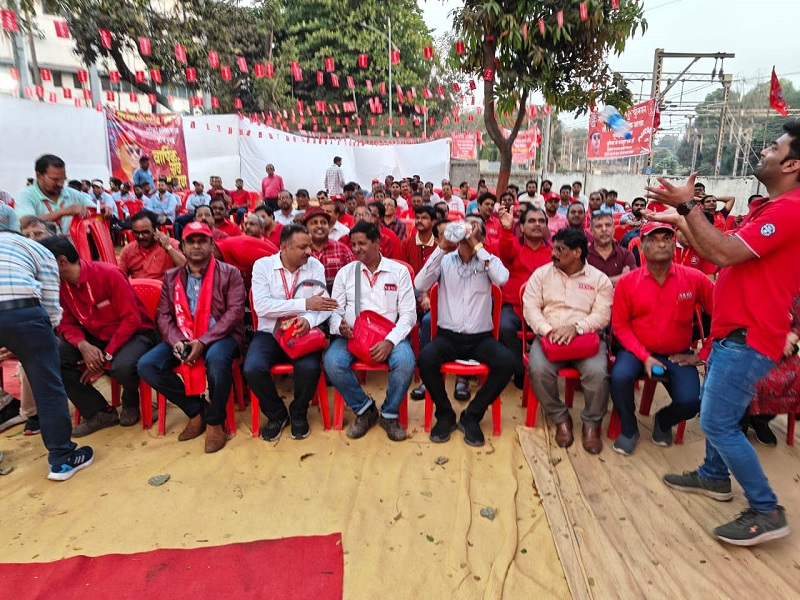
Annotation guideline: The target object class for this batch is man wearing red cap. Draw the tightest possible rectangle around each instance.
[645,121,800,546]
[304,207,355,290]
[138,221,245,454]
[610,222,714,456]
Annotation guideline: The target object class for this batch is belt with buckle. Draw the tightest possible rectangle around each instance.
[725,328,747,344]
[0,298,40,311]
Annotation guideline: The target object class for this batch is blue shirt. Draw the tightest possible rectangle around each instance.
[89,190,119,218]
[15,181,95,235]
[0,232,63,326]
[186,192,211,212]
[145,192,179,222]
[133,167,155,189]
[185,268,216,328]
[598,203,624,215]
[465,200,479,215]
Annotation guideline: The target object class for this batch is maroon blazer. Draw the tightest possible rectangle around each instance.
[157,260,246,352]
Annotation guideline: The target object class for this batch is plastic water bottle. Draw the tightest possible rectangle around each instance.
[444,221,469,243]
[600,106,633,140]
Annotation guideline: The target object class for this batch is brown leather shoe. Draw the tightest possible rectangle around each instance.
[554,415,574,448]
[178,414,205,441]
[204,424,227,453]
[582,424,603,454]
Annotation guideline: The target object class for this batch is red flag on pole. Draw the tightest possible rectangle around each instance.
[174,44,187,64]
[1,9,18,32]
[99,29,112,49]
[208,51,219,68]
[770,67,789,116]
[138,37,151,55]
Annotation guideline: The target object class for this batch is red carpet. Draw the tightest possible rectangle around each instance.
[0,534,343,599]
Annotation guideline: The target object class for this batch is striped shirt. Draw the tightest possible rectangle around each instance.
[324,164,345,196]
[0,233,62,326]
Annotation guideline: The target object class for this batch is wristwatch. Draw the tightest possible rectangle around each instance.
[104,352,113,362]
[676,199,700,216]
[574,323,584,335]
[472,242,484,254]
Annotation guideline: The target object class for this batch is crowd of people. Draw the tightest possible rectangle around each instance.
[1,120,799,548]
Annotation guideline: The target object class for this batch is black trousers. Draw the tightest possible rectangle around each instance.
[418,328,515,424]
[59,330,157,419]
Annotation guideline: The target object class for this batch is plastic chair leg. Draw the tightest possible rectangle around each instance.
[110,379,121,407]
[607,408,621,440]
[140,381,153,430]
[232,360,245,411]
[491,396,501,436]
[73,408,81,426]
[521,374,528,408]
[250,391,260,438]
[225,391,237,435]
[787,413,795,446]
[675,420,686,445]
[639,380,658,416]
[525,385,539,428]
[316,373,331,430]
[333,390,345,431]
[157,393,167,436]
[564,378,577,408]
[423,390,434,433]
[399,394,408,429]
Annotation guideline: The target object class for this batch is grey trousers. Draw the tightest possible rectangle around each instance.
[528,339,610,428]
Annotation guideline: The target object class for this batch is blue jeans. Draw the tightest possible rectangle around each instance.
[0,306,76,465]
[323,337,415,419]
[244,331,322,422]
[138,337,239,426]
[696,339,777,512]
[419,311,431,352]
[610,349,701,438]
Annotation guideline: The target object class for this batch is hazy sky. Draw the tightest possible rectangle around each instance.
[420,0,800,131]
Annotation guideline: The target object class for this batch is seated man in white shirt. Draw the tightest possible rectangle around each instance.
[324,221,417,442]
[415,217,515,447]
[321,199,350,241]
[274,189,299,226]
[244,223,338,442]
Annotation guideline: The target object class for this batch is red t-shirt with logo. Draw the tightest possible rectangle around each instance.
[710,189,800,360]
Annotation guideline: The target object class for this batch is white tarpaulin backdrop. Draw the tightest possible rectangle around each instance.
[0,98,450,199]
[238,118,450,194]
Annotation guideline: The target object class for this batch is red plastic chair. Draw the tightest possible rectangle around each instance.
[423,282,503,436]
[446,211,465,222]
[401,218,416,239]
[519,288,581,428]
[69,214,117,265]
[249,292,330,436]
[332,260,417,430]
[247,191,260,211]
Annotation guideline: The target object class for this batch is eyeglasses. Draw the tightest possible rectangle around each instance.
[132,230,154,237]
[43,175,66,185]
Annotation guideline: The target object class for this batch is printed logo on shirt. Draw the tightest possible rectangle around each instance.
[690,256,699,265]
[577,283,595,291]
[678,292,694,301]
[96,300,111,308]
[760,223,776,237]
[384,284,397,291]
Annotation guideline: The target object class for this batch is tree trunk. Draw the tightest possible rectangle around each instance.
[480,36,528,193]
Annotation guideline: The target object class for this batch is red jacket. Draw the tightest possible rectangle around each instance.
[497,228,551,313]
[58,260,154,356]
[157,260,246,352]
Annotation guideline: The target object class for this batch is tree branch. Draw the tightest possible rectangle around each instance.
[108,44,173,110]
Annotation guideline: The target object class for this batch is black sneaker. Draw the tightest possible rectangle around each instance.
[119,405,140,427]
[290,415,310,440]
[410,384,427,401]
[457,414,485,447]
[346,403,378,439]
[752,419,777,446]
[23,415,40,436]
[48,446,94,481]
[430,419,457,443]
[379,415,407,441]
[652,412,673,447]
[663,470,733,501]
[713,506,791,546]
[261,416,288,442]
[0,398,24,432]
[72,408,119,437]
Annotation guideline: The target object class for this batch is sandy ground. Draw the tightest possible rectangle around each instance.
[0,373,570,599]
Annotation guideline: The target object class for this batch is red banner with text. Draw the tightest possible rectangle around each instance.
[506,125,540,164]
[450,132,477,160]
[106,109,189,188]
[586,99,656,160]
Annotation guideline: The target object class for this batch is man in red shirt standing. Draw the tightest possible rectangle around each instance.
[40,237,156,434]
[645,121,800,546]
[497,205,551,388]
[118,210,186,280]
[610,222,714,456]
[260,164,284,211]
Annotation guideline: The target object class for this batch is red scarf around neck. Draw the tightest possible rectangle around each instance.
[173,256,216,395]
